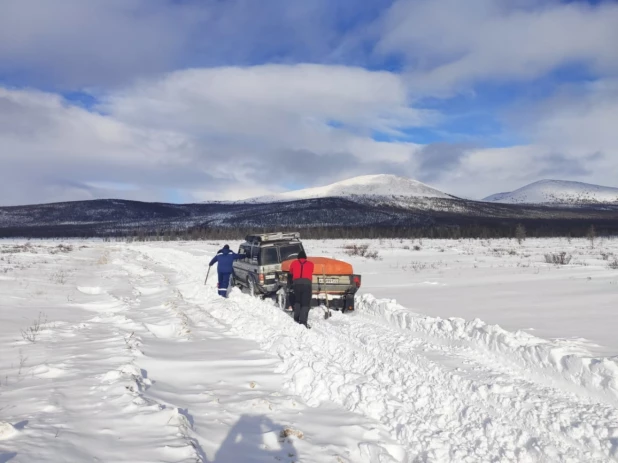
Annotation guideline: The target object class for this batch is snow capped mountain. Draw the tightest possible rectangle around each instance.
[246,174,455,203]
[484,180,618,205]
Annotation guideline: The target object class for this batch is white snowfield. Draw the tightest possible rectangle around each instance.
[246,174,455,203]
[484,179,618,205]
[1,238,618,462]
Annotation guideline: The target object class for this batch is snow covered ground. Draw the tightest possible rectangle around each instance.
[1,238,618,462]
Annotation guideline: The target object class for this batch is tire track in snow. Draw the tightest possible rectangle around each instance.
[316,313,618,462]
[356,294,618,408]
[109,248,211,462]
[138,245,618,463]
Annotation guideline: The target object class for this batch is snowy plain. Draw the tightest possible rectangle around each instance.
[1,237,617,462]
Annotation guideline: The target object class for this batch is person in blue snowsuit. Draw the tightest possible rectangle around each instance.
[209,245,243,297]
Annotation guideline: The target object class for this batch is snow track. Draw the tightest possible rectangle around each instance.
[139,245,618,463]
[1,243,399,463]
[2,242,618,463]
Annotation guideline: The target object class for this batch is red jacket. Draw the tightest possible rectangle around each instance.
[289,258,314,281]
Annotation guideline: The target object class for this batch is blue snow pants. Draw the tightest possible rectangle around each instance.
[218,272,231,297]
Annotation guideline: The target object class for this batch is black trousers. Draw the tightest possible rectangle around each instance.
[292,279,312,325]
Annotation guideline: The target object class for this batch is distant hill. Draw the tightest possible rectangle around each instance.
[2,176,618,238]
[247,174,455,203]
[484,180,618,205]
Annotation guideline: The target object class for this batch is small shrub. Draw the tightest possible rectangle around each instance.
[413,245,421,251]
[50,244,73,255]
[609,258,618,270]
[544,252,572,265]
[280,428,304,440]
[343,244,381,260]
[515,223,526,245]
[587,225,596,249]
[343,244,369,257]
[51,270,68,284]
[21,312,48,343]
[600,252,613,261]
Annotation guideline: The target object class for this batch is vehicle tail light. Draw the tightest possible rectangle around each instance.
[259,273,264,284]
[353,276,361,288]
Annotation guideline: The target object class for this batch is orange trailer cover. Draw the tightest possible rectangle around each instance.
[281,257,354,275]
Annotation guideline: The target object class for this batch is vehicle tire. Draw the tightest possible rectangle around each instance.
[248,278,259,299]
[277,289,289,311]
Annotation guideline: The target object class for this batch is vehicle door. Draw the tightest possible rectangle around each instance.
[259,245,280,285]
[247,244,260,283]
[233,244,251,285]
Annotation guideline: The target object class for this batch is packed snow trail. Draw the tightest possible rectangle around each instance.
[0,243,401,463]
[137,244,618,463]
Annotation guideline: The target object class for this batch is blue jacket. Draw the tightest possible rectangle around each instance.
[209,248,243,274]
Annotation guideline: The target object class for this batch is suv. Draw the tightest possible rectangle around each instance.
[232,232,305,297]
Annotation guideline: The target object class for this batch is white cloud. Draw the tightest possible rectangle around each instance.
[519,79,618,154]
[0,0,210,88]
[99,64,433,177]
[104,64,435,136]
[0,65,433,205]
[0,0,382,89]
[377,0,618,95]
[1,62,616,206]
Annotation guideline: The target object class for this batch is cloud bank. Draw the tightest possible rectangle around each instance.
[0,0,617,205]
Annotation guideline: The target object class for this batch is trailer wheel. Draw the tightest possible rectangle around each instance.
[343,294,355,313]
[276,289,288,311]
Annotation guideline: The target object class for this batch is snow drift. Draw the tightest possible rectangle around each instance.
[356,294,618,405]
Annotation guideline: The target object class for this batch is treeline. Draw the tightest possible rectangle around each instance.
[2,218,618,241]
[96,222,618,242]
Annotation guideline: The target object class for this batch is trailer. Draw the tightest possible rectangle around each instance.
[274,257,361,313]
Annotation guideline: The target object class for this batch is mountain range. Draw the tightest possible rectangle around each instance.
[1,175,617,237]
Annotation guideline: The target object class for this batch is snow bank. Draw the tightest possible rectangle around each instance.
[357,294,618,404]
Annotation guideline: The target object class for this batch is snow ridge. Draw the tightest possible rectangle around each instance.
[484,179,618,205]
[357,294,618,405]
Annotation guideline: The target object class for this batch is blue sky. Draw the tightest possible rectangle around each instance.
[0,0,617,205]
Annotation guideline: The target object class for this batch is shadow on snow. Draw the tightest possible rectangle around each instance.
[208,414,299,463]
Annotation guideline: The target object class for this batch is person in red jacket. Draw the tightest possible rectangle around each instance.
[289,250,314,328]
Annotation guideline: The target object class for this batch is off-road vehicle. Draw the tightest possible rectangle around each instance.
[232,232,305,297]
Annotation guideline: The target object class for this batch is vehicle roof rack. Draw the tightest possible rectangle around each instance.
[245,232,300,243]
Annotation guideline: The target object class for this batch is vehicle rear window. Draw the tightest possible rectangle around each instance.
[278,243,303,261]
[260,247,279,266]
